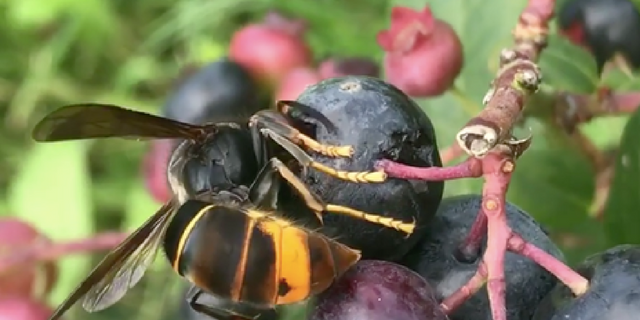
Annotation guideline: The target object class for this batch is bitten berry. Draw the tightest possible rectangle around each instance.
[377,6,463,97]
[310,260,449,320]
[0,217,58,299]
[400,195,564,320]
[229,11,312,87]
[533,244,640,320]
[143,140,174,203]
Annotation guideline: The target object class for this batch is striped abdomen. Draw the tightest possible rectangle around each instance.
[162,199,361,307]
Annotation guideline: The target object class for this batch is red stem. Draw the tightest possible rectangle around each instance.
[508,235,589,295]
[375,157,482,180]
[480,154,514,320]
[456,212,488,262]
[440,262,487,312]
[377,152,589,316]
[0,232,128,274]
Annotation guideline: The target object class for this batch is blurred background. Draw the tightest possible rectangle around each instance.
[1,0,640,319]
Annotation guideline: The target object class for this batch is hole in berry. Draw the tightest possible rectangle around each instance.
[574,265,594,283]
[453,245,481,264]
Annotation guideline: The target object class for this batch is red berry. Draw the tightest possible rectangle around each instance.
[274,67,322,101]
[377,6,463,98]
[310,260,449,320]
[0,218,58,299]
[229,12,313,87]
[0,297,53,320]
[143,140,174,203]
[318,57,380,79]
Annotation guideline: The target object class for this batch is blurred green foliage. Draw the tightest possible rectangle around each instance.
[1,0,640,319]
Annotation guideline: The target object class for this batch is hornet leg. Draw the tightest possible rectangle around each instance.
[249,109,353,158]
[186,286,266,320]
[261,127,387,184]
[264,157,415,235]
[275,100,337,133]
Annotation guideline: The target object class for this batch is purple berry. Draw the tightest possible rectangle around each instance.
[558,0,640,74]
[400,195,564,320]
[310,260,449,320]
[290,76,443,261]
[533,244,640,320]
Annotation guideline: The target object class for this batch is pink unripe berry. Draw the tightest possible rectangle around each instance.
[377,6,463,98]
[229,12,313,87]
[142,141,174,203]
[0,218,58,299]
[0,297,53,320]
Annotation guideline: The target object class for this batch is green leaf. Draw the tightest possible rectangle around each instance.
[185,37,226,66]
[6,0,61,28]
[599,69,640,90]
[274,0,388,58]
[538,35,598,93]
[7,142,94,305]
[142,0,264,54]
[279,303,309,320]
[509,148,605,263]
[510,148,594,231]
[113,55,167,94]
[6,45,56,128]
[0,201,9,216]
[582,116,629,148]
[123,176,161,232]
[603,107,640,245]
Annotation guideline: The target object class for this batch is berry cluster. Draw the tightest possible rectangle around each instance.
[142,2,640,319]
[141,1,640,319]
[3,0,640,319]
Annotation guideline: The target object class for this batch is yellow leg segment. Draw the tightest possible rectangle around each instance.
[325,204,415,235]
[310,162,387,183]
